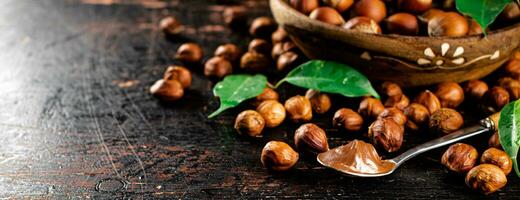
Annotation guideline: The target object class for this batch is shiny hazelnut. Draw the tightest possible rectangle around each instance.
[381,81,403,99]
[358,97,385,119]
[414,90,441,114]
[214,43,241,62]
[257,100,286,128]
[271,27,289,44]
[488,132,502,149]
[403,103,430,131]
[378,107,407,126]
[234,110,265,137]
[397,0,432,14]
[309,7,346,26]
[343,16,383,34]
[429,108,464,135]
[499,2,520,21]
[505,59,520,80]
[333,108,364,132]
[353,0,387,23]
[175,43,204,64]
[294,123,329,154]
[248,39,272,56]
[290,0,320,15]
[368,118,404,153]
[272,43,285,60]
[442,0,455,10]
[305,89,332,114]
[515,51,520,60]
[159,16,182,35]
[285,95,313,122]
[497,77,520,100]
[484,87,510,112]
[419,8,444,24]
[249,17,277,39]
[261,141,299,171]
[481,148,512,175]
[465,164,507,195]
[277,51,301,72]
[468,19,483,35]
[204,56,233,79]
[464,80,488,100]
[223,6,246,28]
[282,41,298,52]
[441,143,478,173]
[385,13,419,35]
[323,0,354,13]
[256,88,279,102]
[163,66,192,89]
[150,79,184,101]
[385,94,410,110]
[434,81,465,108]
[428,12,469,37]
[240,51,270,72]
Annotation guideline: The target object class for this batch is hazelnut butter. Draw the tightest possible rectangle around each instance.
[318,140,395,175]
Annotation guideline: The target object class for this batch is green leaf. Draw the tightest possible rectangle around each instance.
[208,74,267,118]
[456,0,511,34]
[275,60,379,98]
[498,100,520,177]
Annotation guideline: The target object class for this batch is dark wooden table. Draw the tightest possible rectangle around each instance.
[1,0,519,199]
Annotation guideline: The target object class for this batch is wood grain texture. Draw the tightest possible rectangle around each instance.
[0,0,519,199]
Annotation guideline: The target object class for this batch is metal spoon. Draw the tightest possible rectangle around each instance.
[317,114,498,177]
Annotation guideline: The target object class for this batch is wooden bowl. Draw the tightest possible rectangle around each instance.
[270,0,520,87]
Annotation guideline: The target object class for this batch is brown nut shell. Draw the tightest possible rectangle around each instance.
[403,103,430,131]
[465,164,507,195]
[214,43,241,62]
[234,110,265,137]
[488,132,502,150]
[428,12,469,37]
[333,108,364,132]
[175,43,203,63]
[277,51,301,72]
[481,148,512,175]
[309,7,346,26]
[497,77,520,100]
[261,141,299,171]
[441,143,478,173]
[285,95,313,122]
[429,108,463,135]
[484,86,510,112]
[257,100,286,128]
[385,13,419,35]
[434,81,464,108]
[305,89,331,114]
[294,123,329,154]
[163,66,192,89]
[378,107,407,126]
[414,90,441,114]
[271,27,289,44]
[343,16,382,34]
[368,118,404,153]
[385,94,410,110]
[150,79,184,101]
[248,39,272,56]
[505,59,520,80]
[397,0,432,14]
[290,0,320,15]
[323,0,354,13]
[381,81,403,99]
[464,80,488,100]
[256,88,279,103]
[358,97,385,120]
[204,56,233,79]
[249,17,277,39]
[353,0,387,23]
[240,51,270,72]
[159,16,182,35]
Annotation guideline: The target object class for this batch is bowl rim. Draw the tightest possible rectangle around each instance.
[273,0,520,40]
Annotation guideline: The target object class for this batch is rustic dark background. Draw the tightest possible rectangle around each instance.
[0,0,518,199]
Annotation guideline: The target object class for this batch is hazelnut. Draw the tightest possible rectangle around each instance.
[358,97,385,119]
[290,0,320,15]
[277,51,301,72]
[214,43,241,62]
[465,164,507,195]
[429,108,464,135]
[419,8,444,24]
[403,103,430,131]
[305,89,332,114]
[441,143,478,173]
[159,16,182,35]
[381,81,403,99]
[484,86,510,112]
[468,19,483,35]
[294,123,329,154]
[234,110,265,137]
[385,13,419,35]
[223,6,246,28]
[368,118,404,153]
[257,100,286,128]
[256,88,279,102]
[322,0,354,13]
[378,107,407,126]
[442,0,455,10]
[497,77,520,100]
[353,0,387,23]
[249,17,277,39]
[464,80,488,100]
[384,94,410,110]
[309,7,346,26]
[434,81,465,108]
[272,42,285,60]
[499,2,520,21]
[163,66,192,89]
[284,95,313,122]
[342,16,382,34]
[150,79,184,101]
[428,12,469,37]
[240,51,270,72]
[282,41,298,52]
[488,132,502,149]
[414,90,441,114]
[175,43,204,64]
[397,0,432,14]
[248,39,272,56]
[204,56,233,79]
[333,108,364,132]
[515,51,520,60]
[271,27,289,44]
[481,148,512,175]
[505,59,520,79]
[261,141,299,171]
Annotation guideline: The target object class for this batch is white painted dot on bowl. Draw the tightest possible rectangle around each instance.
[424,48,435,58]
[452,58,465,65]
[417,58,431,65]
[435,60,444,66]
[453,47,464,57]
[441,43,450,56]
[360,51,372,60]
[490,50,500,60]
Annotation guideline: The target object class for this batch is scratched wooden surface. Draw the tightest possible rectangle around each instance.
[0,0,519,199]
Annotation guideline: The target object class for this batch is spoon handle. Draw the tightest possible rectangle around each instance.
[391,116,497,167]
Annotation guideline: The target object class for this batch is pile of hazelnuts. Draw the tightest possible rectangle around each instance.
[289,0,520,36]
